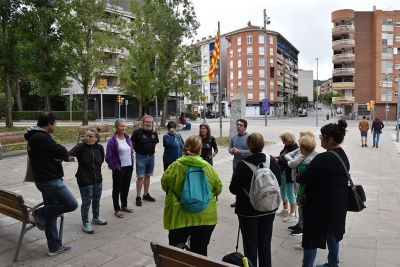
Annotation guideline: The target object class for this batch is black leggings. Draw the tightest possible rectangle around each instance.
[168,225,215,256]
[112,166,133,211]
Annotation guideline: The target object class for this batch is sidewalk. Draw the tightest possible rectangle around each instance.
[0,119,400,266]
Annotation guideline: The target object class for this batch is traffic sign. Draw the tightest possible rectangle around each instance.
[385,105,389,112]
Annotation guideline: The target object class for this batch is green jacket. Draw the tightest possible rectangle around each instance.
[161,155,223,230]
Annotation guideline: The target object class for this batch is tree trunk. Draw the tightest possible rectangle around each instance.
[161,97,167,126]
[4,70,13,127]
[82,79,88,125]
[45,95,51,111]
[138,99,143,121]
[15,80,23,111]
[175,88,178,117]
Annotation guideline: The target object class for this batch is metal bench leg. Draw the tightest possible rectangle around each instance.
[0,143,3,160]
[59,214,64,241]
[13,221,28,262]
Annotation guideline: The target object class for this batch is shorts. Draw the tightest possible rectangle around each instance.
[135,154,155,178]
[360,132,368,137]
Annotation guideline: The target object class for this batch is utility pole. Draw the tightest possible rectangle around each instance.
[315,58,319,127]
[397,69,400,142]
[385,73,388,125]
[263,9,271,126]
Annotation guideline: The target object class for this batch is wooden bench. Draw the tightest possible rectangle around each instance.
[77,124,113,144]
[150,241,235,267]
[0,131,27,160]
[0,189,64,262]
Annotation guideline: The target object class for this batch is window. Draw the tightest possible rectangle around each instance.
[259,46,265,55]
[229,60,233,69]
[247,80,253,89]
[259,58,265,66]
[203,55,207,63]
[247,58,253,67]
[230,82,233,90]
[382,19,394,31]
[247,69,253,78]
[382,47,393,59]
[229,50,233,58]
[270,36,274,44]
[237,37,241,46]
[380,89,392,101]
[259,69,265,78]
[238,59,242,68]
[238,81,242,90]
[270,47,273,56]
[382,33,394,45]
[396,35,400,42]
[397,21,400,27]
[270,81,274,90]
[203,47,208,54]
[237,48,241,57]
[259,92,265,100]
[230,71,233,79]
[381,60,393,73]
[247,92,253,101]
[259,80,265,89]
[259,35,264,44]
[270,92,274,101]
[396,63,400,69]
[247,35,253,44]
[247,47,253,55]
[238,70,242,79]
[203,65,208,74]
[382,74,393,87]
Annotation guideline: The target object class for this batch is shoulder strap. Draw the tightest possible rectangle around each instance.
[264,155,270,169]
[242,160,257,172]
[99,144,105,162]
[328,150,354,187]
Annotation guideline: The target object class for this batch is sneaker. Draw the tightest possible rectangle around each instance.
[290,228,303,236]
[136,196,142,206]
[376,145,379,148]
[372,144,375,147]
[283,214,297,223]
[294,242,304,251]
[364,144,368,147]
[276,209,289,217]
[82,223,94,234]
[47,245,72,256]
[316,264,330,267]
[92,217,108,225]
[288,223,301,231]
[143,193,156,202]
[32,210,47,231]
[361,144,364,147]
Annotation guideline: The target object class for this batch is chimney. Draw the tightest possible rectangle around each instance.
[247,21,251,27]
[202,37,206,40]
[373,5,376,11]
[208,35,212,39]
[197,39,200,42]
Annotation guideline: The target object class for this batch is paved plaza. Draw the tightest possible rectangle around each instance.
[0,116,400,267]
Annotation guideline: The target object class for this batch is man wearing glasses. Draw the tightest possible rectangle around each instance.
[228,119,251,207]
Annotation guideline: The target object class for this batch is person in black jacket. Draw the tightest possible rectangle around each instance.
[229,133,281,267]
[24,111,78,256]
[69,127,107,234]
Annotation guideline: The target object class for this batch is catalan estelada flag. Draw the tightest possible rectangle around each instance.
[206,25,220,80]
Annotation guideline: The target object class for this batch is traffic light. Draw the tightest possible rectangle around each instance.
[120,97,125,104]
[379,80,383,87]
[97,79,107,90]
[117,95,121,103]
[366,102,370,111]
[370,100,375,110]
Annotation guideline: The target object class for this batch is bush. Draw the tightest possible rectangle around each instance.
[187,112,198,121]
[12,110,98,120]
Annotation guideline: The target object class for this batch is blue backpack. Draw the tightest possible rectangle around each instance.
[180,166,211,213]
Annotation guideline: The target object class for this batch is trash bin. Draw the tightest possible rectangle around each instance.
[349,113,353,120]
[354,112,358,119]
[326,112,329,120]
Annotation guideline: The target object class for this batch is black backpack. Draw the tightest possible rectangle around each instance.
[222,226,252,266]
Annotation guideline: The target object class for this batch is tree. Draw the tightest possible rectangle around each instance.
[321,91,341,105]
[67,0,122,125]
[0,0,22,127]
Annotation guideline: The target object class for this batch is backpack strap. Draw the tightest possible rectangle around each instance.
[242,160,257,172]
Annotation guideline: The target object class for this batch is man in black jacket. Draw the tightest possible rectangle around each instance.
[24,112,78,256]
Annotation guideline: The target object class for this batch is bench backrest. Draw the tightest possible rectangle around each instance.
[0,131,26,145]
[150,241,233,267]
[78,124,110,136]
[0,189,30,224]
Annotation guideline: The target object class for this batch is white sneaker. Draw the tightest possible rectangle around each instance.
[276,209,289,217]
[283,214,297,223]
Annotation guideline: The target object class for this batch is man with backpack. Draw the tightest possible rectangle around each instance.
[229,133,281,267]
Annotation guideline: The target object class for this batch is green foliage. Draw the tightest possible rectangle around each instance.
[12,110,97,120]
[290,95,309,113]
[321,91,342,104]
[64,95,83,111]
[0,93,14,117]
[187,112,198,121]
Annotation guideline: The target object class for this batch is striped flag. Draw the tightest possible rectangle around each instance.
[206,26,220,80]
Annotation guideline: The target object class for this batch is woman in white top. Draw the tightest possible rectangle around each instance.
[105,119,135,218]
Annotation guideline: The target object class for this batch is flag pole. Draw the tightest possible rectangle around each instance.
[217,22,223,145]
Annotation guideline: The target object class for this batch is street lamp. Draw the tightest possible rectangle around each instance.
[315,58,319,127]
[385,72,388,125]
[396,69,400,142]
[263,9,271,126]
[191,67,206,123]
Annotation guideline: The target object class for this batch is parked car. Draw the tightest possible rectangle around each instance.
[337,107,343,114]
[298,108,308,117]
[207,110,219,119]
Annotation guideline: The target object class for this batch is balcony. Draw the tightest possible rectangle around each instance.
[284,88,294,94]
[332,82,355,89]
[209,78,219,83]
[332,39,355,50]
[277,54,284,61]
[332,25,355,35]
[277,96,283,102]
[332,68,355,76]
[332,96,355,104]
[277,76,284,82]
[332,53,355,63]
[277,65,284,71]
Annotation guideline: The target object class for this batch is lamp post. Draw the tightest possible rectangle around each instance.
[263,9,271,126]
[191,67,206,123]
[315,58,319,127]
[397,69,400,142]
[385,73,388,125]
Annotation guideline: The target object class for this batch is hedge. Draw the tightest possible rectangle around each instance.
[12,110,98,120]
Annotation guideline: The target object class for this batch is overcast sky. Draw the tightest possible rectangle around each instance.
[190,0,399,81]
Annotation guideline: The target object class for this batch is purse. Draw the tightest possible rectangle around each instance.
[328,150,366,212]
[23,157,35,183]
[222,226,253,267]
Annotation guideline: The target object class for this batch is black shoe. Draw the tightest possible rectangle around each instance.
[33,210,47,231]
[365,144,368,147]
[135,196,142,206]
[143,193,155,202]
[361,145,364,147]
[290,228,303,236]
[288,223,300,231]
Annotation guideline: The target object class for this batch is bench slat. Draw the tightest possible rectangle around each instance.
[0,196,22,211]
[0,189,21,201]
[0,204,27,223]
[158,255,195,267]
[0,131,26,137]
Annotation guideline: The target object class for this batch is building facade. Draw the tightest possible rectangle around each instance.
[224,21,299,117]
[331,7,400,120]
[298,70,314,101]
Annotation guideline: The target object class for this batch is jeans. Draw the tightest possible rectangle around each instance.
[79,183,102,224]
[136,154,155,177]
[302,227,339,267]
[112,166,133,211]
[238,214,275,267]
[169,225,215,256]
[184,122,191,130]
[206,159,213,166]
[35,178,78,252]
[373,131,381,146]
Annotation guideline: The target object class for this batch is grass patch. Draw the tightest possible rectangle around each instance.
[216,136,274,147]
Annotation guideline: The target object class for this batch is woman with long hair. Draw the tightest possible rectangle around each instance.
[199,123,218,165]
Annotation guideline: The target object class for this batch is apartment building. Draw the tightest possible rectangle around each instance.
[224,21,299,117]
[298,70,314,101]
[331,6,400,120]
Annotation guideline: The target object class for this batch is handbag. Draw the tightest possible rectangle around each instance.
[23,156,35,183]
[328,150,366,212]
[222,226,253,267]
